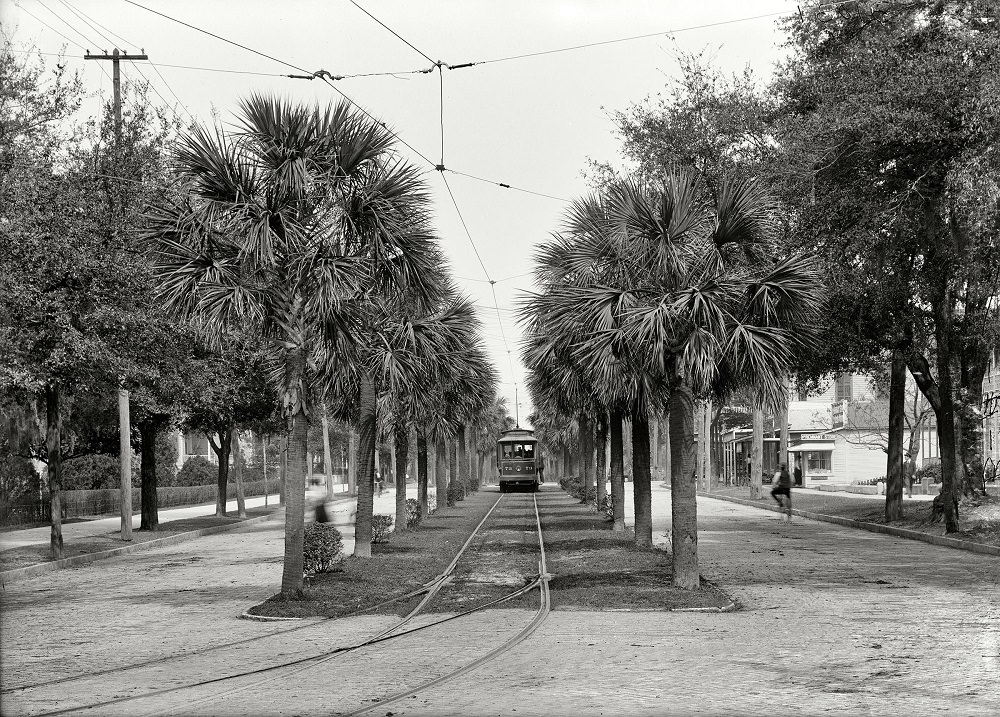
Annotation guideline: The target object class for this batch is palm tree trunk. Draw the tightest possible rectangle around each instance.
[435,435,448,509]
[449,435,459,498]
[579,413,593,503]
[595,411,607,505]
[663,413,671,485]
[233,431,246,518]
[394,419,409,532]
[457,424,468,490]
[885,349,907,521]
[751,408,764,499]
[417,430,429,517]
[354,373,377,558]
[609,409,626,532]
[703,400,714,491]
[348,429,358,496]
[45,383,64,560]
[139,418,159,530]
[696,402,706,492]
[279,434,287,506]
[669,380,699,590]
[631,408,652,548]
[322,410,334,499]
[280,408,308,595]
[651,415,660,481]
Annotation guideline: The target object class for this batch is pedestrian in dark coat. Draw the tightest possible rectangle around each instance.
[771,462,792,521]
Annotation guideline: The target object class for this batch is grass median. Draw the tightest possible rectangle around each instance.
[248,485,732,618]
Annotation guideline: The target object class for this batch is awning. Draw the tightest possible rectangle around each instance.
[788,440,836,452]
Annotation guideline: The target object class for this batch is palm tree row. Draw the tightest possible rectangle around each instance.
[146,95,501,595]
[521,167,824,588]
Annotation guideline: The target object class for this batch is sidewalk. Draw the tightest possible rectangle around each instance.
[0,487,416,580]
[0,493,285,551]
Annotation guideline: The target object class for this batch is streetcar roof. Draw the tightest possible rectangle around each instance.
[497,429,535,442]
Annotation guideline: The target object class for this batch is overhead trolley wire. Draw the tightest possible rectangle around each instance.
[349,0,435,66]
[112,0,569,203]
[121,0,312,75]
[432,0,863,69]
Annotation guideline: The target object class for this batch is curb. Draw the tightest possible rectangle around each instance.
[699,492,1000,557]
[1,510,282,585]
[240,611,304,622]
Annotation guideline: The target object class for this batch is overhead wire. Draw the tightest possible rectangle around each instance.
[13,1,86,50]
[429,0,864,69]
[35,0,95,49]
[348,0,435,66]
[120,0,312,75]
[55,0,117,47]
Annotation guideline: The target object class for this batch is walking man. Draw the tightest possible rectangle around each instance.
[771,462,792,521]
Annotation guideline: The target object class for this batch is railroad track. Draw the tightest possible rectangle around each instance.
[17,489,552,717]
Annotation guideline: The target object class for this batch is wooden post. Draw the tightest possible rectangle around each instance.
[119,388,132,541]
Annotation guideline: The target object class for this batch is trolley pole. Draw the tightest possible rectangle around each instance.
[84,49,148,541]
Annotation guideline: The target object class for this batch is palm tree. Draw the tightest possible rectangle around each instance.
[526,168,823,588]
[474,396,512,486]
[523,193,660,539]
[146,95,440,595]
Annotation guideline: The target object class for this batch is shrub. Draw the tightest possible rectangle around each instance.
[62,454,123,490]
[446,482,465,507]
[371,514,394,543]
[303,522,343,575]
[0,456,41,503]
[176,456,217,487]
[154,430,179,486]
[405,498,422,528]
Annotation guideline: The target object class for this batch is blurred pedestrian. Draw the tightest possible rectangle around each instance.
[903,456,916,498]
[771,462,792,521]
[538,456,545,484]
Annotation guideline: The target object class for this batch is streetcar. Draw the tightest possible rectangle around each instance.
[496,428,541,493]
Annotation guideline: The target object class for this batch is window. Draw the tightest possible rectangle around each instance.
[834,374,853,403]
[185,432,209,456]
[513,443,534,459]
[806,451,832,471]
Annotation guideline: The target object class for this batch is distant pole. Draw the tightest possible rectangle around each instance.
[262,435,268,507]
[118,389,132,540]
[85,48,148,541]
[84,50,149,142]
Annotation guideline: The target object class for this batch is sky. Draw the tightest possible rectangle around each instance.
[3,0,802,427]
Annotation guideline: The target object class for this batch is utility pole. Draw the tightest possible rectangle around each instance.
[85,49,148,541]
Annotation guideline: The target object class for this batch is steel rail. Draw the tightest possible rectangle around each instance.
[345,491,552,715]
[27,495,507,717]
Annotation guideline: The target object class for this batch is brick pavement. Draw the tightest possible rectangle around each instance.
[1,483,997,716]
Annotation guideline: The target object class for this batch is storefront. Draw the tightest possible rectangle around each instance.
[787,437,836,486]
